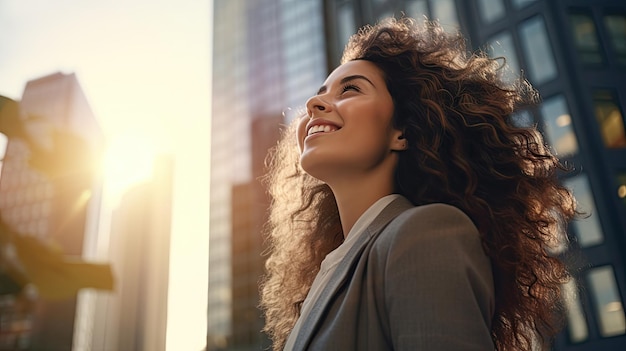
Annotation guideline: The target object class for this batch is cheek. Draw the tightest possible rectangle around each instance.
[296,117,307,152]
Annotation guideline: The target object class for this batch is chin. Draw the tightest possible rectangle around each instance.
[299,155,334,182]
[299,160,323,181]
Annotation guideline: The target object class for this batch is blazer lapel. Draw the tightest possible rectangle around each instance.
[292,196,414,350]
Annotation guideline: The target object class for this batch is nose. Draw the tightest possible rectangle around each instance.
[305,94,332,117]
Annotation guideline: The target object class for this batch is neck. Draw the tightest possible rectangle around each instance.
[328,169,396,238]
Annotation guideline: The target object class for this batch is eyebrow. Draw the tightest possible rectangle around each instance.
[316,74,376,95]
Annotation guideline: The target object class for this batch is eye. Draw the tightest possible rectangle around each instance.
[340,83,361,94]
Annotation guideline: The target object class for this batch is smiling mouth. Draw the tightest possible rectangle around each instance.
[307,124,339,136]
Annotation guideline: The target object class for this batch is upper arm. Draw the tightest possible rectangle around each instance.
[374,203,495,350]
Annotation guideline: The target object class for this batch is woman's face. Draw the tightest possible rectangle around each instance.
[297,60,404,182]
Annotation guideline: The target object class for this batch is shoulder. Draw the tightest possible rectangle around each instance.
[393,203,475,231]
[367,203,495,350]
[371,202,483,260]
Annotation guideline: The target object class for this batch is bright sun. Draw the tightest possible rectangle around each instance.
[101,129,158,205]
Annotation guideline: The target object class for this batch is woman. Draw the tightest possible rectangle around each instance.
[260,17,577,351]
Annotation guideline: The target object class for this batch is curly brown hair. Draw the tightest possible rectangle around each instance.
[260,17,577,351]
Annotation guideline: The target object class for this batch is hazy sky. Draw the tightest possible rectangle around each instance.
[0,1,212,349]
[0,0,211,147]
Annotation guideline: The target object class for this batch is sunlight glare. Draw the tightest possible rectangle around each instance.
[102,130,158,205]
[1,1,211,348]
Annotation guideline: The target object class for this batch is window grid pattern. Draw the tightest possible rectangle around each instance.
[210,0,326,349]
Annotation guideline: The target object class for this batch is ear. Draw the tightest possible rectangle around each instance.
[390,129,408,151]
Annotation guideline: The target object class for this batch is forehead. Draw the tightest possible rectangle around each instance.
[324,60,385,85]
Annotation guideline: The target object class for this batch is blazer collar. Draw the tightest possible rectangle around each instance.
[292,196,414,350]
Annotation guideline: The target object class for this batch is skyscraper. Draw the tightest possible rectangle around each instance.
[209,1,327,350]
[0,72,103,350]
[75,155,174,351]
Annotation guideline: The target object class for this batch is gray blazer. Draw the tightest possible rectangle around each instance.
[288,196,495,350]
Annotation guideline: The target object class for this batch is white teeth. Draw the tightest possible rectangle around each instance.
[307,124,338,136]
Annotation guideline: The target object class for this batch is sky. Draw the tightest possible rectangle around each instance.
[0,0,210,144]
[0,0,212,349]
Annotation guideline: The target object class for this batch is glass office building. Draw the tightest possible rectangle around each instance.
[210,0,626,350]
[209,1,327,350]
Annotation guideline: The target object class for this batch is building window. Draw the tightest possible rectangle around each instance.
[476,0,505,24]
[510,110,534,128]
[587,266,626,337]
[337,3,356,54]
[511,0,537,10]
[603,13,626,66]
[563,174,604,248]
[569,12,604,65]
[519,16,558,85]
[592,89,626,148]
[377,8,395,21]
[562,278,589,343]
[406,0,428,20]
[430,0,459,32]
[540,95,578,157]
[487,31,520,84]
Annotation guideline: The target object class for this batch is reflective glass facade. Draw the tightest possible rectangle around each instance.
[540,94,579,158]
[593,89,626,148]
[519,15,558,85]
[570,11,605,65]
[477,0,505,24]
[209,1,326,350]
[587,265,626,337]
